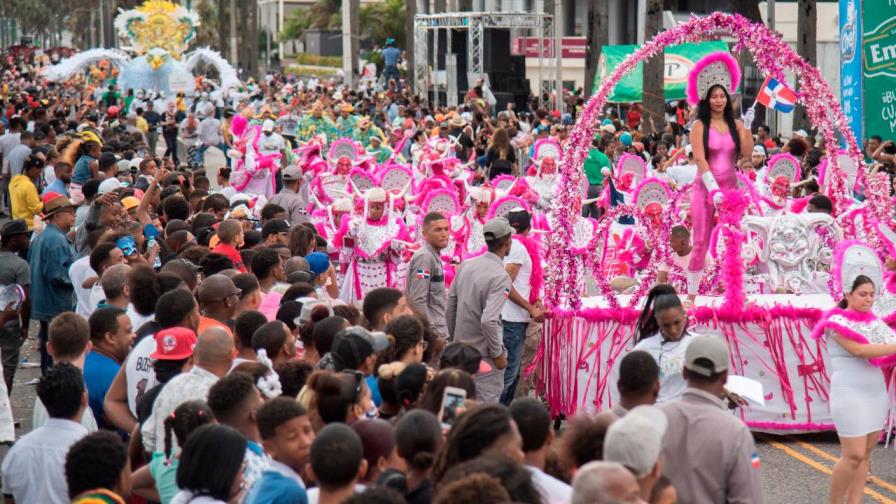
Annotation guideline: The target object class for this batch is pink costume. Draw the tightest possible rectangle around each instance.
[689,128,738,273]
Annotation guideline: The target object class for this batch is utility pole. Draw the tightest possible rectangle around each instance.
[342,0,359,88]
[585,0,609,97]
[794,0,816,133]
[642,0,664,134]
[230,0,238,64]
[554,0,562,111]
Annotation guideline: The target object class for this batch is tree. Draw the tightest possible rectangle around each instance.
[641,0,664,134]
[359,0,406,48]
[585,0,609,97]
[280,7,311,41]
[308,0,342,29]
[794,0,816,132]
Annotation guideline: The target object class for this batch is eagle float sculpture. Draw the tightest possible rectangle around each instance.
[43,0,239,94]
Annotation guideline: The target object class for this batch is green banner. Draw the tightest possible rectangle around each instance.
[862,0,896,141]
[595,41,730,103]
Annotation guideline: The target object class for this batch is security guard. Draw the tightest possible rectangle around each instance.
[405,212,450,338]
[660,336,766,504]
[447,217,513,403]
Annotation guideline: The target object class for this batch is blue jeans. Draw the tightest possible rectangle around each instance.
[196,143,230,168]
[500,320,529,405]
[38,320,53,376]
[383,65,400,88]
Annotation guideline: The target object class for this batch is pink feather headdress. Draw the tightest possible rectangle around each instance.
[686,51,742,106]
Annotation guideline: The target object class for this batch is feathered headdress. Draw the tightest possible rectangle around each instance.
[686,51,741,106]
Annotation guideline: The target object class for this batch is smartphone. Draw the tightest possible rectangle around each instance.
[439,386,467,429]
[116,235,138,257]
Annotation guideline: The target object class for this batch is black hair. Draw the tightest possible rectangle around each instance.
[155,289,197,329]
[439,455,541,504]
[509,397,551,453]
[88,306,126,343]
[235,310,268,350]
[617,350,660,397]
[65,431,128,498]
[636,284,684,343]
[252,320,290,357]
[233,272,260,299]
[486,233,512,254]
[313,316,349,355]
[423,211,448,226]
[378,314,424,366]
[257,396,308,440]
[251,247,282,280]
[418,369,477,416]
[395,409,442,472]
[190,212,218,236]
[176,424,247,501]
[157,272,186,293]
[276,301,303,332]
[275,360,314,398]
[129,264,161,316]
[153,357,189,384]
[308,371,364,424]
[838,274,875,309]
[395,362,428,408]
[282,282,316,303]
[37,362,84,419]
[362,287,404,329]
[207,372,258,424]
[200,253,234,276]
[261,203,286,221]
[310,423,364,489]
[808,194,834,214]
[696,84,741,164]
[343,487,407,504]
[162,195,191,221]
[162,400,214,461]
[89,242,118,273]
[432,404,516,482]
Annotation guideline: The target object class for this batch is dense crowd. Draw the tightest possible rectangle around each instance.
[3,42,896,504]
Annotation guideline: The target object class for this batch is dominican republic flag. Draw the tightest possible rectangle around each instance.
[415,269,431,280]
[751,452,761,469]
[756,76,797,113]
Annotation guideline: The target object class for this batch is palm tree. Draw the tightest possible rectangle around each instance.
[308,0,342,29]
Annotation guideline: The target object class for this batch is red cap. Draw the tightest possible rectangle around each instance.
[151,328,197,360]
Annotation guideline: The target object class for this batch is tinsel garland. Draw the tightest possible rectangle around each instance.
[546,12,865,310]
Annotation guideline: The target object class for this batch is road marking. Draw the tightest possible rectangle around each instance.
[788,437,896,497]
[761,436,896,504]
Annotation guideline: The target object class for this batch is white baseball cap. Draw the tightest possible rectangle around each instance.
[603,405,668,477]
[262,119,275,132]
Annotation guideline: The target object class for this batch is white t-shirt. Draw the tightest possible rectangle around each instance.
[659,249,693,274]
[87,284,105,315]
[666,163,698,187]
[125,336,158,417]
[69,256,96,318]
[306,484,366,504]
[501,239,533,323]
[526,466,572,504]
[126,305,154,333]
[631,332,695,403]
[258,132,285,157]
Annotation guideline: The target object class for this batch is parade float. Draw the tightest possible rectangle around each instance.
[42,0,239,94]
[533,12,896,433]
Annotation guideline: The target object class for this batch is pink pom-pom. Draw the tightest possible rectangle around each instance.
[231,115,248,137]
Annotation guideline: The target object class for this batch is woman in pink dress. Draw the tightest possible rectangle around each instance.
[685,52,754,305]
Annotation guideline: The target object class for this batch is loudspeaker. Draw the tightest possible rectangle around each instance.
[482,29,511,73]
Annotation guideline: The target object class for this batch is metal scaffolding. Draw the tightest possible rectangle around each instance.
[413,11,558,108]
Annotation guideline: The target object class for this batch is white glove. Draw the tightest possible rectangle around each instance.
[701,171,723,205]
[742,105,755,130]
[686,270,702,297]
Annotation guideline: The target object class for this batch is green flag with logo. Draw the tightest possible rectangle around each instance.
[863,0,896,141]
[595,41,730,102]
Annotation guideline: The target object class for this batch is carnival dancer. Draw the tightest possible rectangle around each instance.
[335,187,411,304]
[296,102,336,142]
[335,103,358,138]
[525,138,562,212]
[873,222,896,328]
[686,52,754,305]
[453,187,493,260]
[354,117,387,147]
[810,241,896,504]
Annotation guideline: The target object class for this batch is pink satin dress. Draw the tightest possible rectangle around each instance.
[689,127,738,272]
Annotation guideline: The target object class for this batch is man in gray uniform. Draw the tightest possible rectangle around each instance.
[405,212,450,338]
[446,217,513,403]
[660,336,765,504]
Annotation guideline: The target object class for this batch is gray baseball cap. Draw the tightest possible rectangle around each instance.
[483,217,513,240]
[604,405,668,477]
[684,336,730,377]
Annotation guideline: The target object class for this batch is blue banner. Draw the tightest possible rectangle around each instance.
[840,0,863,148]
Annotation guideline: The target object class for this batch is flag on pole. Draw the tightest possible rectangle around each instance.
[756,76,797,113]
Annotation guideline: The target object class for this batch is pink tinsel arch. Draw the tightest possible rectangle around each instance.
[545,12,865,310]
